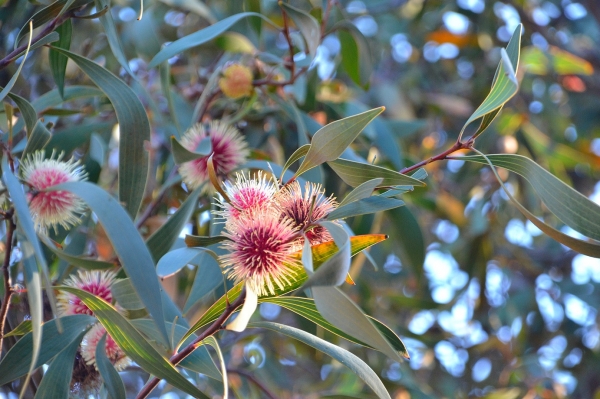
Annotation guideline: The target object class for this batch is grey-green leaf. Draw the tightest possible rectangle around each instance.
[22,120,52,157]
[49,19,72,98]
[157,247,214,278]
[312,286,406,363]
[96,334,127,399]
[171,136,212,164]
[148,12,274,68]
[0,315,95,386]
[7,93,37,136]
[94,0,133,76]
[328,158,425,188]
[303,222,350,288]
[327,196,405,220]
[50,48,150,218]
[50,181,169,343]
[34,331,86,399]
[250,322,391,399]
[339,178,382,207]
[296,107,384,177]
[183,252,224,314]
[280,3,320,57]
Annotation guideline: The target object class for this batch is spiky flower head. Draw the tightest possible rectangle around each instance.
[57,271,116,317]
[219,63,254,99]
[275,181,338,247]
[81,323,131,371]
[217,172,277,220]
[20,151,87,234]
[220,208,301,296]
[178,121,249,193]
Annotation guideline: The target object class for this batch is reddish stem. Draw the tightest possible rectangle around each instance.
[0,210,16,358]
[135,289,247,399]
[400,138,474,175]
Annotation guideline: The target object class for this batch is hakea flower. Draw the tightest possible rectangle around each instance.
[216,171,277,220]
[20,151,87,233]
[220,208,301,297]
[80,323,131,371]
[275,181,338,248]
[57,271,116,317]
[178,121,249,192]
[219,63,254,99]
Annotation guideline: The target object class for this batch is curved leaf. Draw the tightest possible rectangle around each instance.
[96,334,127,399]
[296,107,384,177]
[0,315,95,386]
[303,222,350,288]
[339,178,382,207]
[57,287,210,398]
[0,21,32,103]
[157,247,217,278]
[171,136,212,164]
[7,93,37,136]
[49,19,72,98]
[94,0,133,75]
[262,297,408,358]
[50,181,169,343]
[250,322,391,399]
[34,331,86,399]
[328,196,405,220]
[22,120,52,157]
[148,12,276,68]
[185,235,230,248]
[280,144,311,180]
[328,158,425,188]
[333,21,372,88]
[50,48,150,218]
[183,252,224,314]
[280,3,320,57]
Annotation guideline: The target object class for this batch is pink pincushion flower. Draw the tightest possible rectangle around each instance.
[217,172,277,220]
[275,181,338,247]
[179,121,249,192]
[57,271,116,317]
[20,151,87,233]
[220,208,301,296]
[81,323,131,371]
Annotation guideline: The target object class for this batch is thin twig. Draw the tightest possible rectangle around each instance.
[399,138,474,175]
[136,289,247,399]
[135,167,179,229]
[280,6,296,78]
[0,209,16,358]
[321,0,335,38]
[0,12,72,70]
[227,368,278,399]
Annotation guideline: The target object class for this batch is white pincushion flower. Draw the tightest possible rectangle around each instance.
[20,151,87,233]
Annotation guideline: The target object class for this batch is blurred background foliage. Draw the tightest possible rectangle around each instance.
[1,0,600,398]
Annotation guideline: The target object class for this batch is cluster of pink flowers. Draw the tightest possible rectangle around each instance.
[218,173,338,299]
[57,271,130,372]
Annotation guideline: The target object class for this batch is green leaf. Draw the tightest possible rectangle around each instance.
[339,178,382,207]
[328,196,405,220]
[179,235,387,345]
[280,3,320,57]
[40,233,115,270]
[462,154,600,256]
[262,297,408,357]
[157,247,217,278]
[171,136,212,164]
[57,287,210,398]
[50,48,150,218]
[3,320,32,337]
[22,120,52,157]
[461,24,522,140]
[7,93,37,137]
[160,62,182,136]
[280,144,311,180]
[20,231,43,393]
[334,22,372,88]
[203,336,227,397]
[34,331,86,399]
[250,322,391,399]
[295,107,384,177]
[148,12,275,68]
[185,235,230,247]
[111,278,144,310]
[50,181,170,343]
[94,0,133,76]
[96,334,127,399]
[183,252,224,314]
[328,158,425,188]
[214,32,256,54]
[312,286,406,363]
[389,206,425,280]
[11,32,60,61]
[49,19,72,98]
[45,122,113,157]
[146,186,202,262]
[0,315,95,385]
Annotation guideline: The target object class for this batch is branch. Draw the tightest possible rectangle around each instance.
[0,12,72,70]
[400,138,473,175]
[0,209,16,358]
[227,368,278,399]
[280,5,296,78]
[136,289,247,399]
